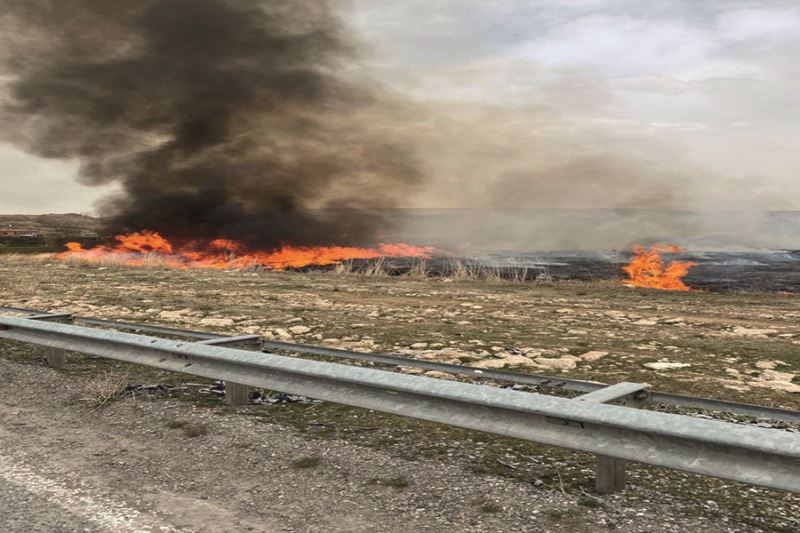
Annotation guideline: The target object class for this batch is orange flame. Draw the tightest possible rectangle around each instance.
[57,231,435,270]
[622,244,697,291]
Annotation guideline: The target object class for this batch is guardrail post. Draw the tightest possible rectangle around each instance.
[26,313,74,368]
[196,335,262,406]
[44,346,67,368]
[574,382,651,494]
[596,455,626,494]
[224,382,250,406]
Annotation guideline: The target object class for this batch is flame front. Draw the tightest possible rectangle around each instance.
[623,244,697,291]
[57,231,435,270]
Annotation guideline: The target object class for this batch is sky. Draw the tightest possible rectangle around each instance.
[2,0,799,214]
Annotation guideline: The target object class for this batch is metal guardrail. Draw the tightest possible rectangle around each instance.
[1,305,798,424]
[1,314,799,494]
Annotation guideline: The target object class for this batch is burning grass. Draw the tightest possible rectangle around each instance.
[10,229,698,292]
[623,244,697,291]
[56,230,435,270]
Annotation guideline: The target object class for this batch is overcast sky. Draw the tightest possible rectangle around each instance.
[2,0,799,214]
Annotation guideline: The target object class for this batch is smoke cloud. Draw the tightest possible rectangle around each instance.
[0,0,423,247]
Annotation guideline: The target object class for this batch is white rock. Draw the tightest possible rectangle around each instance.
[644,362,691,370]
[579,351,609,362]
[759,369,795,382]
[273,328,292,339]
[159,309,190,319]
[288,325,311,334]
[423,371,457,380]
[751,380,800,393]
[500,354,535,367]
[634,319,658,326]
[731,326,777,337]
[199,318,234,327]
[398,366,425,375]
[533,357,577,370]
[468,359,509,369]
[410,342,428,349]
[755,360,778,370]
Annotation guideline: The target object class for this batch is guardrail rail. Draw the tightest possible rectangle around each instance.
[0,308,798,495]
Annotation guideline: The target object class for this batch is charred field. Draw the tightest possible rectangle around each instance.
[314,248,800,294]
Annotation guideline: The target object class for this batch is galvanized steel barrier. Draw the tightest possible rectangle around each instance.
[0,312,798,494]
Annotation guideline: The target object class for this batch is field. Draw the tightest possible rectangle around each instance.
[1,259,798,531]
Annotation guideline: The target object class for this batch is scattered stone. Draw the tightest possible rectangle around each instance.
[644,362,692,370]
[579,350,609,362]
[199,318,234,327]
[500,354,535,367]
[533,357,577,370]
[633,319,658,326]
[397,366,425,375]
[468,359,508,370]
[423,371,457,380]
[159,309,190,320]
[409,342,428,349]
[273,328,292,339]
[731,326,777,337]
[755,360,787,370]
[288,325,311,335]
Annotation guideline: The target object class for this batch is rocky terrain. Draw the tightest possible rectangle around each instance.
[0,259,798,531]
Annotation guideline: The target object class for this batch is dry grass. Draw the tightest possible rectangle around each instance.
[165,419,209,438]
[291,455,322,469]
[0,252,51,264]
[445,258,507,283]
[80,370,131,408]
[405,258,430,279]
[333,260,355,275]
[60,253,173,270]
[361,257,388,277]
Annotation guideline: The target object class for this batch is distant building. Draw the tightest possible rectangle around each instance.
[0,227,38,238]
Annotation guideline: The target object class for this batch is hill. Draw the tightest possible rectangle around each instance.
[0,213,100,239]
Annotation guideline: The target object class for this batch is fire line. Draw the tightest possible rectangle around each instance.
[56,231,435,270]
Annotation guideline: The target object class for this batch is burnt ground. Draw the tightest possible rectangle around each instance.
[361,249,800,293]
[0,259,799,531]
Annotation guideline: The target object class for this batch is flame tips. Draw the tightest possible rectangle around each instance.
[55,231,435,270]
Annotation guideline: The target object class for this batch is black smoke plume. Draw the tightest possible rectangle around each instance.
[0,0,422,247]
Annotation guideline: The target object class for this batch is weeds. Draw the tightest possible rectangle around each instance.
[291,455,322,469]
[368,476,410,489]
[165,419,209,438]
[80,370,131,408]
[477,501,503,514]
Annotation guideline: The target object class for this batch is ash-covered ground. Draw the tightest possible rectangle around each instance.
[350,249,800,293]
[481,249,800,293]
[378,208,800,293]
